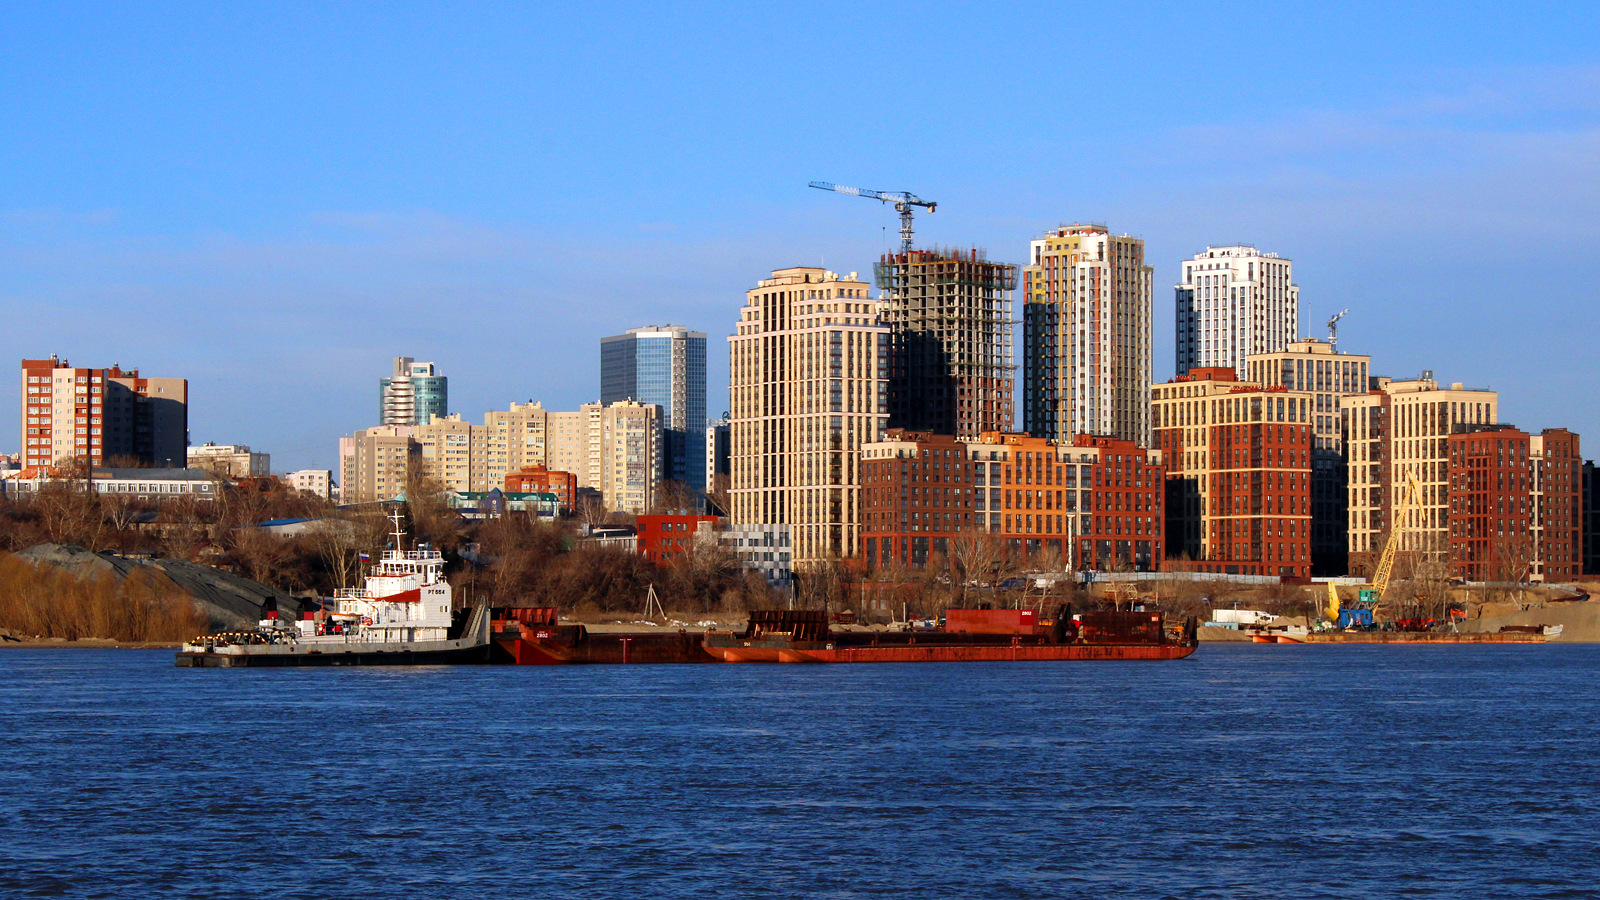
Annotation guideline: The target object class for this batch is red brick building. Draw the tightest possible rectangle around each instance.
[636,513,719,564]
[1448,425,1582,582]
[1153,369,1314,578]
[505,465,578,510]
[859,431,976,569]
[859,430,1163,572]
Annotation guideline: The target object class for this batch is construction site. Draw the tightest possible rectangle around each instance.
[873,246,1018,438]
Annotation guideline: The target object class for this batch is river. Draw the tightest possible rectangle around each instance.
[2,644,1597,898]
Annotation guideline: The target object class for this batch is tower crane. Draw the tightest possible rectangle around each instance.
[1326,471,1423,627]
[808,181,935,255]
[1327,308,1349,351]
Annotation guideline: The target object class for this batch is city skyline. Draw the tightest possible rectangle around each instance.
[4,5,1598,471]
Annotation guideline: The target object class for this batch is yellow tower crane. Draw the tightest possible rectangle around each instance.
[1326,471,1424,627]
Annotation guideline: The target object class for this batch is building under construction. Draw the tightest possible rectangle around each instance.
[874,247,1017,438]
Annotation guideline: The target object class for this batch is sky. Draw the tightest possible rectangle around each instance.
[4,1,1599,472]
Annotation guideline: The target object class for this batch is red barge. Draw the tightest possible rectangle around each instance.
[492,606,1198,665]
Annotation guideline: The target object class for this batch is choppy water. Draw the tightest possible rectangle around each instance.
[1,645,1598,898]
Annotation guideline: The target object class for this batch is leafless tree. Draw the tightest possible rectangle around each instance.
[650,480,701,514]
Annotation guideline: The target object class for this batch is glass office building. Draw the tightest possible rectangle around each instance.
[600,326,707,495]
[379,357,447,427]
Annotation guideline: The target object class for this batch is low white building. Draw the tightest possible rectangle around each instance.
[2,467,221,500]
[188,443,270,478]
[284,469,333,500]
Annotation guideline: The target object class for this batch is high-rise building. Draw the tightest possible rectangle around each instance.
[339,425,417,505]
[1022,225,1153,447]
[1583,461,1600,576]
[1247,339,1371,574]
[1342,376,1497,575]
[379,357,447,427]
[874,248,1016,438]
[187,443,270,478]
[1175,246,1298,378]
[1152,368,1316,578]
[1447,425,1582,583]
[729,267,887,567]
[20,356,188,469]
[356,400,657,513]
[596,400,662,515]
[601,325,707,492]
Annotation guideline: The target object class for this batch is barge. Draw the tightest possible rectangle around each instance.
[701,607,1198,664]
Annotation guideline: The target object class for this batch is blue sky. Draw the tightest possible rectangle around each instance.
[4,2,1599,471]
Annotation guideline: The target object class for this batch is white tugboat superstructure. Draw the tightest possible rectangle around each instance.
[177,508,491,667]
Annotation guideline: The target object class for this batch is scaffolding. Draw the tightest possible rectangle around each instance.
[875,247,1018,439]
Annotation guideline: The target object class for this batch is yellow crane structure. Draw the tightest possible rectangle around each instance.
[1326,472,1424,626]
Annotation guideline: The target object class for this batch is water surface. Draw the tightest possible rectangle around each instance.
[2,645,1597,898]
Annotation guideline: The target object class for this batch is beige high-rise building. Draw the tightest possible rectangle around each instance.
[341,400,658,512]
[1247,338,1372,574]
[597,400,662,514]
[1342,375,1498,573]
[729,266,888,567]
[339,425,417,504]
[1022,225,1153,447]
[546,408,593,487]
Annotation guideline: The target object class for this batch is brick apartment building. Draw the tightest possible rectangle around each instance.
[1448,425,1582,582]
[1153,368,1314,578]
[20,356,188,469]
[859,431,977,569]
[505,464,578,510]
[859,430,1163,572]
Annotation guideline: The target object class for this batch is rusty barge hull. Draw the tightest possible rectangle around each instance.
[704,642,1197,663]
[1300,632,1545,644]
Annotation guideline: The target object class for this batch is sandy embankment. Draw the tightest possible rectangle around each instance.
[1458,600,1600,642]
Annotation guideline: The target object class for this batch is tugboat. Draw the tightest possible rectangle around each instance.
[176,509,491,667]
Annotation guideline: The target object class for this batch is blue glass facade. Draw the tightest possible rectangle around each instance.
[601,327,707,493]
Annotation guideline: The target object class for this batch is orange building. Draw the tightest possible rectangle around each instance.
[860,430,1164,572]
[505,465,577,510]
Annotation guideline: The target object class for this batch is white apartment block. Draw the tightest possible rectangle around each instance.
[284,469,333,500]
[1342,376,1497,567]
[1176,245,1298,379]
[729,266,888,567]
[1021,224,1153,447]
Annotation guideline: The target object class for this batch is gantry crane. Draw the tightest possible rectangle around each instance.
[1326,471,1423,627]
[808,181,935,255]
[1327,309,1349,351]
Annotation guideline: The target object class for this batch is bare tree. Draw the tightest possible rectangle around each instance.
[650,480,701,514]
[950,527,1007,605]
[704,473,732,517]
[1492,534,1537,609]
